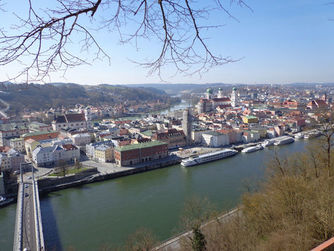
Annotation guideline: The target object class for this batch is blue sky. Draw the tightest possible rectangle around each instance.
[0,0,333,85]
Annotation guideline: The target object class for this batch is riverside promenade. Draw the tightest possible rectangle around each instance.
[37,155,181,193]
[153,208,240,251]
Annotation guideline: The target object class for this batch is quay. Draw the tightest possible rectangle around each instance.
[37,155,181,194]
[37,131,320,194]
[7,130,320,199]
[0,138,311,250]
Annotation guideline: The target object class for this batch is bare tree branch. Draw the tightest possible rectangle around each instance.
[0,0,249,81]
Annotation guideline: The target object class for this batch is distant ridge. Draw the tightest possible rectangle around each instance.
[0,83,179,115]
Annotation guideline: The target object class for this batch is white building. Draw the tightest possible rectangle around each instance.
[84,107,93,130]
[191,129,211,144]
[0,123,29,146]
[202,131,229,147]
[28,121,52,132]
[0,148,25,171]
[231,87,238,107]
[217,88,223,98]
[52,113,87,131]
[71,133,91,146]
[10,138,25,153]
[86,140,114,159]
[242,131,260,143]
[32,144,80,167]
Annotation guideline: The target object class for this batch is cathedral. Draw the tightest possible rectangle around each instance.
[197,87,238,113]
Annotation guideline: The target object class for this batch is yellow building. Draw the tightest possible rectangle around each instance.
[251,127,267,138]
[94,145,114,163]
[25,139,40,159]
[242,115,259,124]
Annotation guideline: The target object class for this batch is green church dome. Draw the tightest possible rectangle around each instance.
[206,88,213,94]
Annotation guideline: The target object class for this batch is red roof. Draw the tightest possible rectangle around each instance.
[212,97,231,102]
[0,146,11,153]
[55,113,86,123]
[62,144,77,151]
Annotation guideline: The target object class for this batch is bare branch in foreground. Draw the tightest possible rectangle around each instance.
[0,0,249,81]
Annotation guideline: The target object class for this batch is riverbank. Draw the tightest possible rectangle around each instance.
[36,133,301,195]
[0,139,310,250]
[154,208,240,251]
[4,131,316,204]
[38,156,181,194]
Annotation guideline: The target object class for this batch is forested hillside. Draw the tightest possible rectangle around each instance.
[0,83,179,115]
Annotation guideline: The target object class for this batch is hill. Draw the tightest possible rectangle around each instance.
[0,83,179,115]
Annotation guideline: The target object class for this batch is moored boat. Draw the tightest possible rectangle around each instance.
[305,131,321,139]
[274,136,295,146]
[181,149,238,167]
[261,139,274,147]
[0,196,14,207]
[241,145,264,153]
[294,133,304,139]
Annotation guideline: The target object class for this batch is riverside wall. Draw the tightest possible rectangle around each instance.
[38,158,181,194]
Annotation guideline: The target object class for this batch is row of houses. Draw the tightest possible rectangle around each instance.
[32,144,80,167]
[193,125,288,148]
[0,146,25,171]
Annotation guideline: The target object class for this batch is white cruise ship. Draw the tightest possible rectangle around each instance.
[241,145,264,153]
[261,139,274,147]
[304,131,321,139]
[181,149,238,167]
[274,136,295,146]
[294,133,304,139]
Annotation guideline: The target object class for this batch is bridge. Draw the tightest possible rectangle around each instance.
[13,165,45,251]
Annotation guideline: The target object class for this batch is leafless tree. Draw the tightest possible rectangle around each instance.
[317,111,334,176]
[0,0,250,81]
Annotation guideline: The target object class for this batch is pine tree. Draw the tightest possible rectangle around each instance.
[191,227,207,251]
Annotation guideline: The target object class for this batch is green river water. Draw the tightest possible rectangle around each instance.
[0,140,308,250]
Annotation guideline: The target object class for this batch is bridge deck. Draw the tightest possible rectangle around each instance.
[22,182,37,251]
[13,171,45,251]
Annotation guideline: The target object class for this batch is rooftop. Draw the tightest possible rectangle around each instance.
[10,137,23,142]
[141,130,154,137]
[115,140,167,152]
[244,115,258,119]
[22,130,58,137]
[202,131,223,136]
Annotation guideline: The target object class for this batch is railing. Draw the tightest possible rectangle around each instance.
[13,164,45,251]
[32,174,45,250]
[13,182,24,251]
[153,207,240,250]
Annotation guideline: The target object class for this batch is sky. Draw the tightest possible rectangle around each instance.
[0,0,333,85]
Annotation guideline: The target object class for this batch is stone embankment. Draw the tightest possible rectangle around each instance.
[38,156,181,194]
[153,208,240,251]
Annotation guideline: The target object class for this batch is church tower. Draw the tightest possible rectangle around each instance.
[231,87,238,107]
[206,88,213,99]
[84,107,92,129]
[182,108,192,145]
[218,88,223,98]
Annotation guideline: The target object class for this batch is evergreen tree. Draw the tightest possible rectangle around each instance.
[191,227,207,251]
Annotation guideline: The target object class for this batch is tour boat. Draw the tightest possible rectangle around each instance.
[181,149,238,167]
[241,145,264,153]
[274,136,295,146]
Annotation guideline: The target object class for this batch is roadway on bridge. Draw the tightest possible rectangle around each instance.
[22,181,37,251]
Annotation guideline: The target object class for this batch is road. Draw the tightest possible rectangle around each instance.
[153,208,240,251]
[22,181,37,251]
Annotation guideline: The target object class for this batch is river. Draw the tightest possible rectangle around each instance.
[0,140,309,250]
